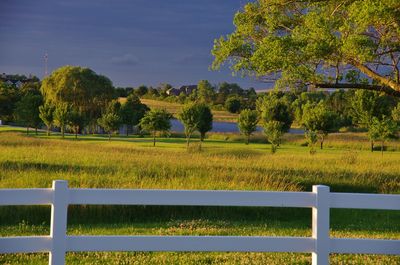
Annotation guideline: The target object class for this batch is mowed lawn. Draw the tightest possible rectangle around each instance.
[0,127,399,264]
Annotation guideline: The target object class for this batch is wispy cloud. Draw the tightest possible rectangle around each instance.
[110,54,139,66]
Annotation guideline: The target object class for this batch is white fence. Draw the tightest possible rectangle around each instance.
[0,180,399,265]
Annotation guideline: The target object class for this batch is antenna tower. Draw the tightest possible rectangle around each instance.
[44,52,48,76]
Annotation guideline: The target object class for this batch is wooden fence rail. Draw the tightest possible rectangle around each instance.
[0,180,399,265]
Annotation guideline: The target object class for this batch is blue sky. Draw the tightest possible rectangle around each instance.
[0,0,263,89]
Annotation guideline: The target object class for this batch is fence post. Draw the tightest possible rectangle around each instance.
[49,180,69,265]
[312,185,330,265]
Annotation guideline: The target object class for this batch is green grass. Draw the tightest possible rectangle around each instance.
[0,126,399,264]
[140,98,239,122]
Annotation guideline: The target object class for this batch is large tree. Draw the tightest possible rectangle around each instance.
[212,0,400,96]
[41,66,115,132]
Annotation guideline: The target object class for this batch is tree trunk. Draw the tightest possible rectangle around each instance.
[371,141,374,152]
[75,130,78,139]
[381,140,384,155]
[320,140,323,150]
[61,126,65,138]
[109,132,111,141]
[246,135,249,145]
[35,127,38,135]
[47,126,50,136]
[26,127,29,135]
[186,135,190,149]
[153,132,156,147]
[200,132,205,142]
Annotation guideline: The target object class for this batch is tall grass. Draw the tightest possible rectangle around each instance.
[0,129,399,264]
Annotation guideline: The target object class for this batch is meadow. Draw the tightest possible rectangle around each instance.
[0,126,399,264]
[140,99,239,122]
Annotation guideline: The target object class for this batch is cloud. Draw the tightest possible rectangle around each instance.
[110,53,139,66]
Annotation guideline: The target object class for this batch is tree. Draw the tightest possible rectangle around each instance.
[257,93,293,132]
[368,116,397,154]
[41,66,115,133]
[197,80,215,103]
[212,0,400,96]
[225,95,242,113]
[263,120,283,153]
[238,109,259,144]
[98,113,121,141]
[39,103,55,136]
[301,101,339,149]
[68,109,85,139]
[98,100,122,140]
[392,102,400,124]
[139,109,172,146]
[120,94,149,136]
[305,130,318,155]
[54,103,70,138]
[196,103,213,142]
[178,103,200,148]
[14,93,43,135]
[0,82,20,123]
[135,85,148,97]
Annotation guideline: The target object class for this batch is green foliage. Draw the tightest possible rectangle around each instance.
[212,0,400,94]
[349,90,395,128]
[140,109,173,146]
[305,130,318,155]
[225,95,242,113]
[98,100,122,140]
[53,103,70,138]
[178,103,200,148]
[39,103,55,136]
[238,109,259,144]
[368,116,397,154]
[197,80,215,103]
[257,93,293,132]
[195,103,213,141]
[0,82,20,123]
[41,66,115,130]
[263,120,283,153]
[135,85,149,97]
[301,101,339,149]
[68,110,86,139]
[14,92,43,134]
[392,102,400,125]
[120,94,149,135]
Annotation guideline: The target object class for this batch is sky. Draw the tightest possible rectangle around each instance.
[0,0,264,89]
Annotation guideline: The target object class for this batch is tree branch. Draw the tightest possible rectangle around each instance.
[315,83,400,97]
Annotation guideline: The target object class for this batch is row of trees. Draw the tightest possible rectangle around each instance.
[235,90,400,154]
[116,81,258,114]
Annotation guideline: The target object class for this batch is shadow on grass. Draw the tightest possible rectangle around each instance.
[0,161,117,175]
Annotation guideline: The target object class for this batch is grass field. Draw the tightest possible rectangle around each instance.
[139,98,239,122]
[0,126,399,264]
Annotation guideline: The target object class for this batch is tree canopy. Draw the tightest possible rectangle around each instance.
[41,66,115,128]
[140,109,173,146]
[212,0,400,96]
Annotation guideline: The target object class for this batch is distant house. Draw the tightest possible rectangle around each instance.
[179,85,197,95]
[0,73,34,88]
[166,88,181,96]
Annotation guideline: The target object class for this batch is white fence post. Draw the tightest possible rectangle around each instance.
[49,180,69,265]
[312,185,330,265]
